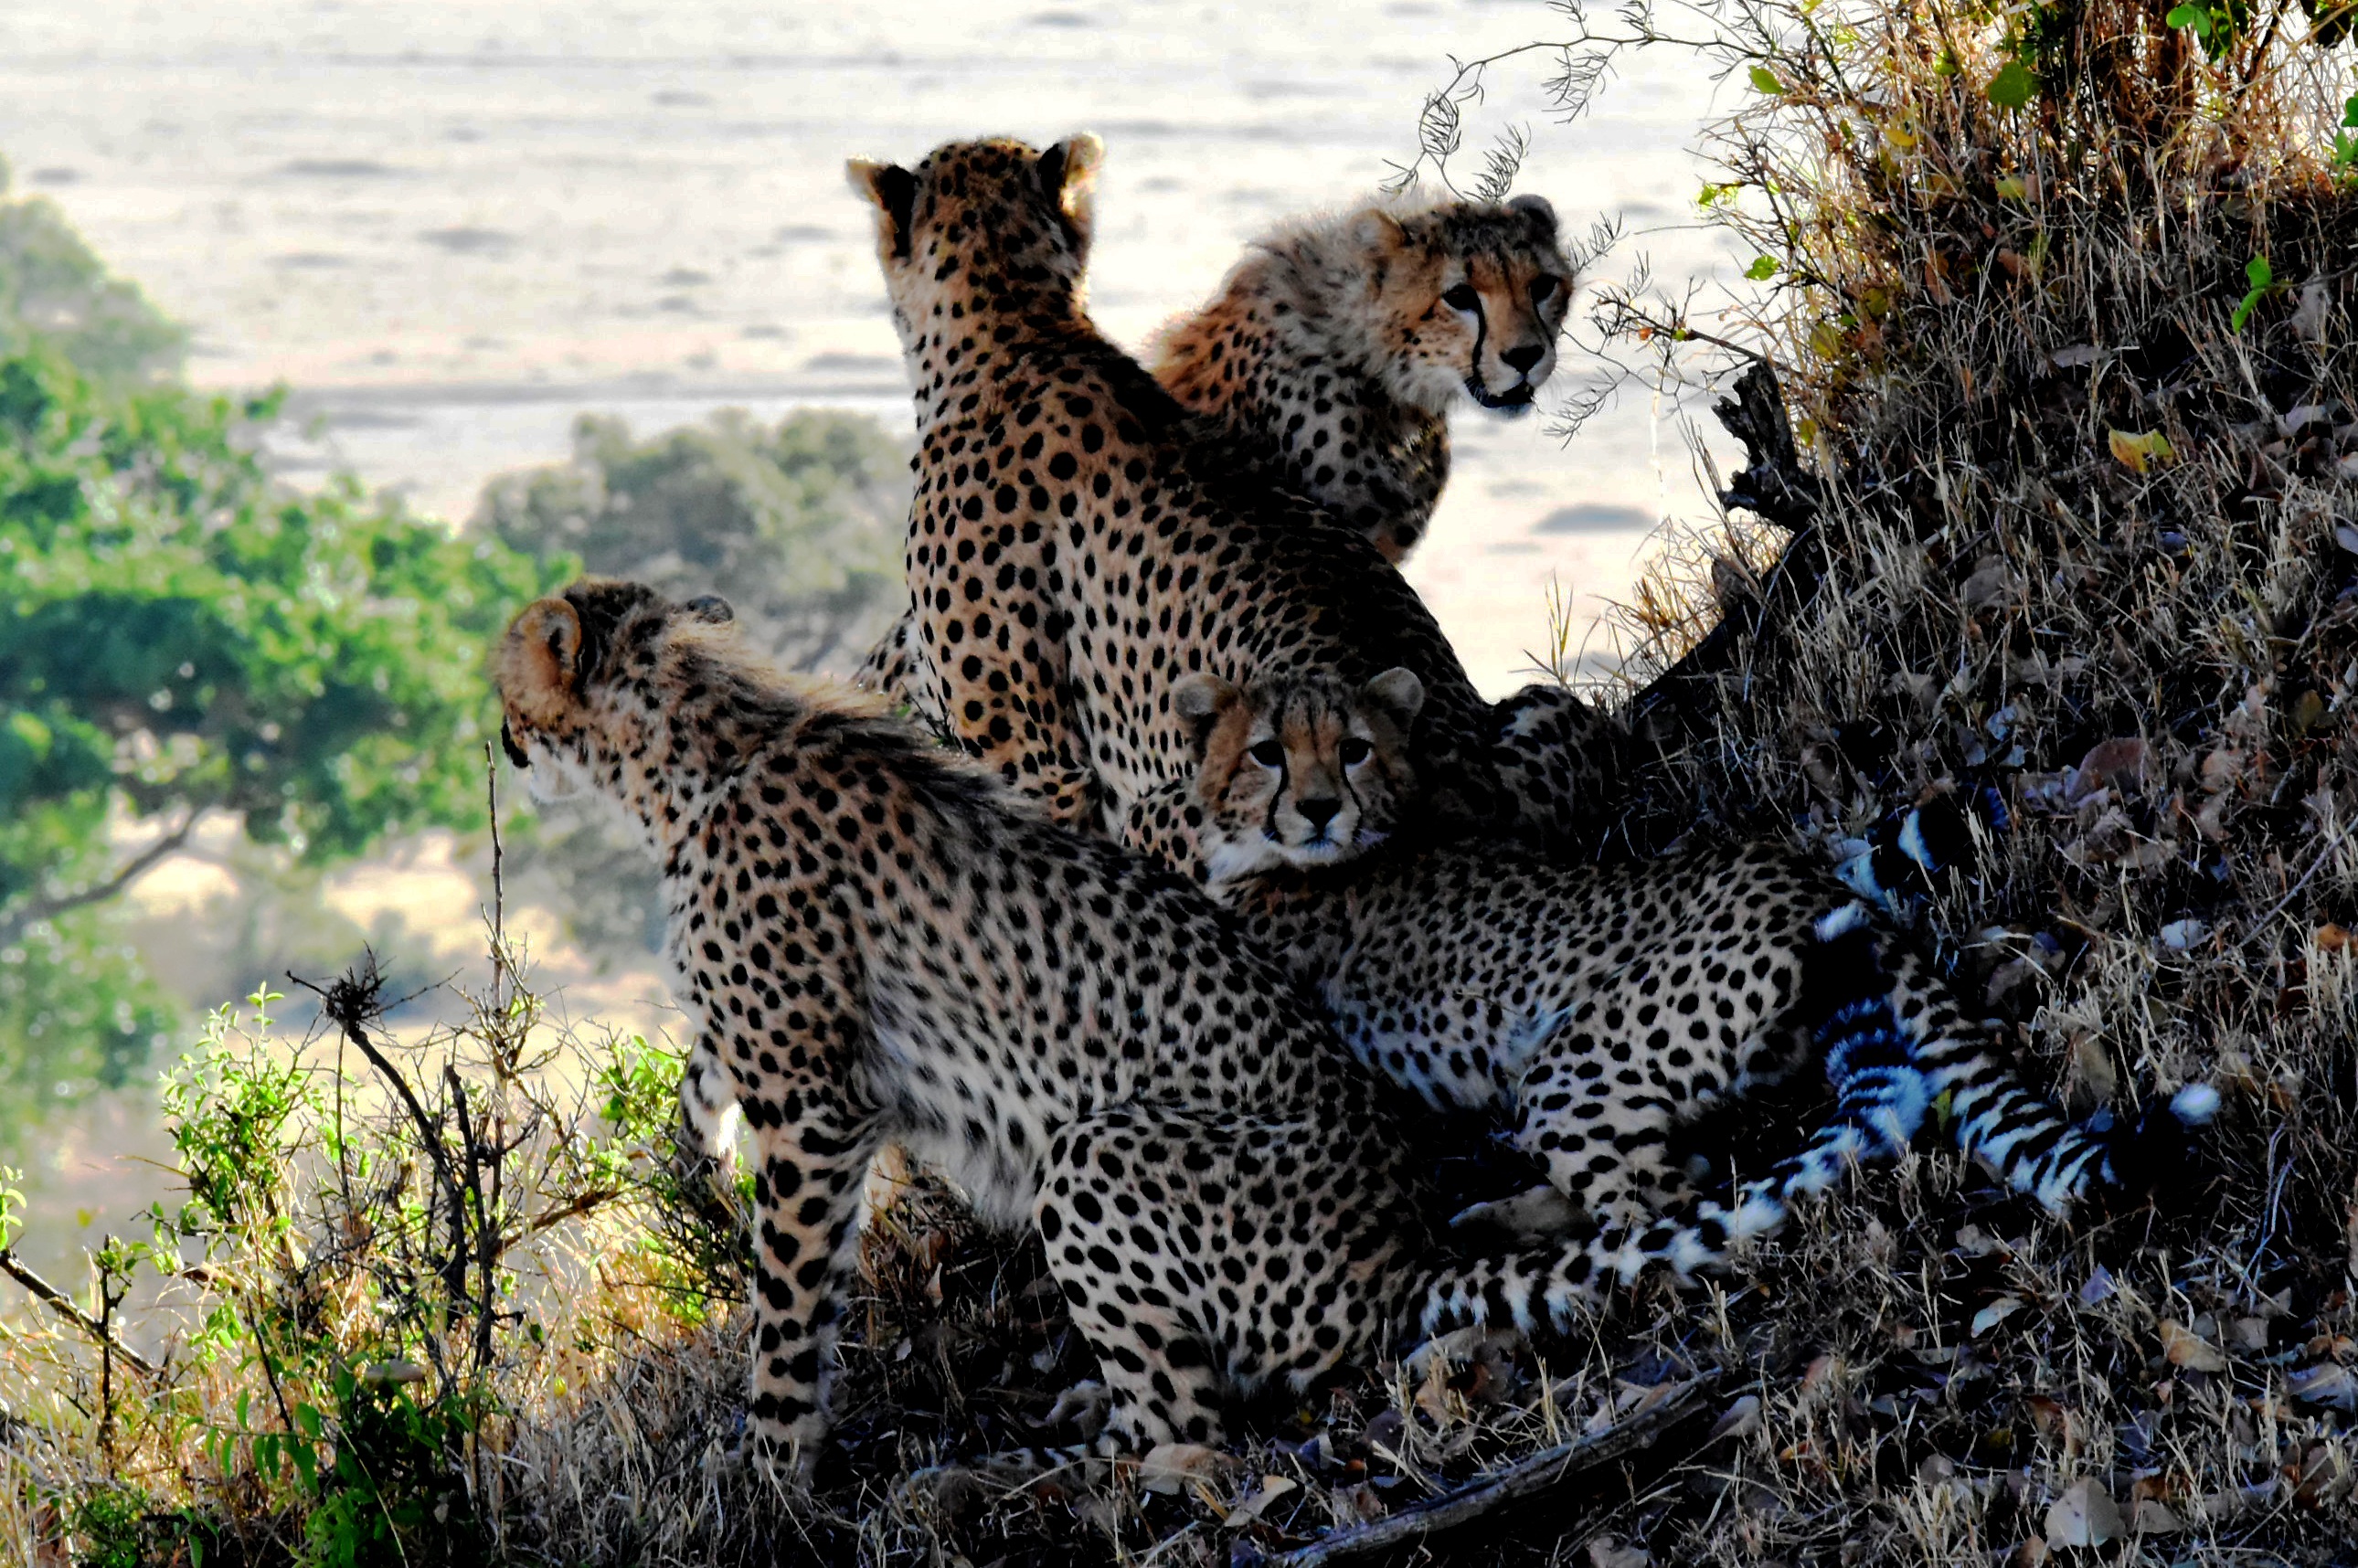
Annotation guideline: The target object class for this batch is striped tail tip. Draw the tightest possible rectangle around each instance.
[2095,1081,2222,1202]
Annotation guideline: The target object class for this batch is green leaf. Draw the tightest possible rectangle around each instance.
[1986,61,2037,110]
[2342,90,2358,130]
[2246,255,2273,291]
[2165,1,2210,35]
[1748,65,1783,94]
[1744,255,1779,281]
[293,1401,324,1439]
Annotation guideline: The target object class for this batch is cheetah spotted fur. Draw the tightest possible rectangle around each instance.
[494,580,1729,1477]
[1147,665,2219,1282]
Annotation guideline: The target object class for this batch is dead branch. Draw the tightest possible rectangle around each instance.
[1265,1373,1718,1566]
[0,1246,162,1377]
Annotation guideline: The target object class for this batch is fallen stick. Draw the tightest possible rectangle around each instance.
[1266,1372,1717,1566]
[0,1245,163,1378]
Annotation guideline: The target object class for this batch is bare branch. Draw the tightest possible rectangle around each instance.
[0,1246,163,1377]
[0,810,197,944]
[1268,1374,1717,1565]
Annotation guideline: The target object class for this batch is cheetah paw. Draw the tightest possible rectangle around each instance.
[1450,1183,1580,1242]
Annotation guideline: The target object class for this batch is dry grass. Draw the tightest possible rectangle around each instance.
[19,3,2358,1561]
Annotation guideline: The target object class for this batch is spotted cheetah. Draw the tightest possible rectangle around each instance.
[1150,664,2217,1258]
[494,580,1747,1476]
[1150,194,1572,563]
[840,133,1526,866]
[853,190,1572,732]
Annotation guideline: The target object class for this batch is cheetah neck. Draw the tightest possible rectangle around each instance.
[890,283,1091,438]
[599,648,830,852]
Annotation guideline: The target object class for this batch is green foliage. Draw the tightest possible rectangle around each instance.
[1985,59,2037,110]
[0,344,558,1142]
[2167,0,2254,58]
[2234,253,2276,330]
[0,159,186,387]
[3,955,742,1563]
[0,910,175,1112]
[478,406,904,673]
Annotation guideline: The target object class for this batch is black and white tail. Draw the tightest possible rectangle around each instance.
[1418,901,2218,1337]
[1837,785,2007,914]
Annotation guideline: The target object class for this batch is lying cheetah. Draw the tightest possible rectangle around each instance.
[1151,194,1572,563]
[841,133,1518,863]
[1150,664,2217,1255]
[494,581,1732,1476]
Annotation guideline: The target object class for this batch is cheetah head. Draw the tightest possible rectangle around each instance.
[1358,195,1573,416]
[494,577,738,808]
[1171,666,1424,882]
[846,133,1103,334]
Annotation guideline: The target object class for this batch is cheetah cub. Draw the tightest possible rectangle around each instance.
[1153,665,2218,1257]
[1150,195,1574,563]
[494,580,1731,1477]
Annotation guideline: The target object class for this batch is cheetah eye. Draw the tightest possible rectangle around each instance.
[1529,275,1562,306]
[1248,739,1286,768]
[1441,282,1481,313]
[1338,736,1372,767]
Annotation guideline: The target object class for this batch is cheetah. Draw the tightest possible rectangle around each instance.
[1150,664,2217,1255]
[1150,194,1572,563]
[840,133,1526,867]
[494,580,1743,1477]
[853,192,1572,731]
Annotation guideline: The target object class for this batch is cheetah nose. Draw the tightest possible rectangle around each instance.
[1299,796,1342,831]
[1501,343,1545,374]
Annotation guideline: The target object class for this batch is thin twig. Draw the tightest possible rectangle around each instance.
[0,1246,162,1377]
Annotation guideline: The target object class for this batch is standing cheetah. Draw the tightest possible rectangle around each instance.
[840,133,1517,863]
[1151,194,1572,563]
[494,581,1740,1477]
[1148,665,2216,1253]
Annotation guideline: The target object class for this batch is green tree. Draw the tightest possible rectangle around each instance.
[0,343,558,1135]
[0,153,186,386]
[477,407,905,672]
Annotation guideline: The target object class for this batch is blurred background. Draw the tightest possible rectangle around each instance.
[0,0,1743,1275]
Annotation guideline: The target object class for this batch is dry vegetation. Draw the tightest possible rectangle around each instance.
[16,0,2358,1562]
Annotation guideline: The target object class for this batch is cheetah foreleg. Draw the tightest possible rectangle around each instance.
[741,1110,881,1480]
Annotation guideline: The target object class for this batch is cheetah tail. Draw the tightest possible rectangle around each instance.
[1415,1209,1739,1339]
[2088,1083,2223,1202]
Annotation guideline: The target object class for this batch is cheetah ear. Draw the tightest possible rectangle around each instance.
[1172,671,1241,763]
[1036,133,1104,254]
[1506,192,1558,238]
[1351,207,1408,257]
[498,597,585,728]
[682,594,735,625]
[847,158,918,261]
[1362,667,1426,729]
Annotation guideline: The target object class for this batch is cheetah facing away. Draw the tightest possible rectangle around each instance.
[1150,194,1573,564]
[840,133,1519,861]
[1152,665,2218,1269]
[853,189,1576,732]
[494,580,1728,1477]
